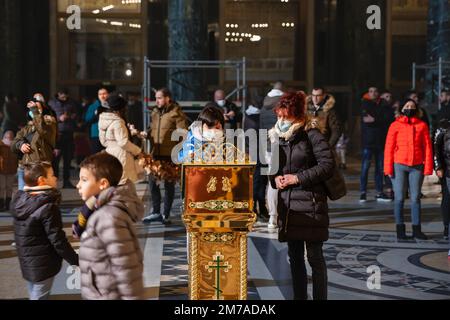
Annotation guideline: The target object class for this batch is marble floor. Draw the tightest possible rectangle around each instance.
[0,160,449,300]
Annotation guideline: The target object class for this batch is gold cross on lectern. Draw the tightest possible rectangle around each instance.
[205,251,232,300]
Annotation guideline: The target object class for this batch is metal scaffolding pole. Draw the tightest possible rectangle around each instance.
[142,58,247,153]
[411,57,450,111]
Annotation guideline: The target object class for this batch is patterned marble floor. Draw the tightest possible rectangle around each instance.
[0,164,449,300]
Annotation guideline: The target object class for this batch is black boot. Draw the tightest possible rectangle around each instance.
[0,198,4,211]
[396,224,408,240]
[412,225,428,240]
[444,225,449,240]
[5,198,11,211]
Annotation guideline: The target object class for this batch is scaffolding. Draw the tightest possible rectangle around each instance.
[412,57,450,110]
[142,58,248,136]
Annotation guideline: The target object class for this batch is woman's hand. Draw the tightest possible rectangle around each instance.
[436,170,444,179]
[275,176,285,190]
[281,174,299,188]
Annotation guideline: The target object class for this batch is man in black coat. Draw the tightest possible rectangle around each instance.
[212,89,242,130]
[434,118,450,241]
[436,89,450,124]
[360,87,390,202]
[48,88,80,188]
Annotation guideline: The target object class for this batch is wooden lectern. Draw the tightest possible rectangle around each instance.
[181,143,256,300]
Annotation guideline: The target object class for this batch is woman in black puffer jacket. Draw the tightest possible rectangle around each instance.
[269,91,335,300]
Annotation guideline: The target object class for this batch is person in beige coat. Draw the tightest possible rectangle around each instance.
[77,153,144,300]
[98,94,143,184]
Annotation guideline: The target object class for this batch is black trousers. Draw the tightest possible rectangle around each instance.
[149,176,175,218]
[253,163,268,216]
[441,178,449,226]
[89,137,104,155]
[287,240,328,300]
[53,132,74,182]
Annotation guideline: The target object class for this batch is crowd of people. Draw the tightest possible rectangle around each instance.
[1,83,449,301]
[358,86,450,241]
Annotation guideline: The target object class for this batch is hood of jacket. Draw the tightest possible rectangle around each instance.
[95,180,144,222]
[11,187,61,220]
[267,89,284,98]
[99,112,123,131]
[306,95,336,113]
[268,117,324,143]
[263,95,283,111]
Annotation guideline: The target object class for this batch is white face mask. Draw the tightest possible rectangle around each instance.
[277,119,293,133]
[202,129,224,142]
[216,100,226,107]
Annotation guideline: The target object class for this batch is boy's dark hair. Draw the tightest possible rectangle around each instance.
[80,153,123,187]
[23,162,52,187]
[157,88,172,98]
[198,104,225,128]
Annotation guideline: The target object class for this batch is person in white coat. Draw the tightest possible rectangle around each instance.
[98,94,143,184]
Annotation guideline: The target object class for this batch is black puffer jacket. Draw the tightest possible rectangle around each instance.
[434,119,450,178]
[269,121,335,242]
[10,187,78,282]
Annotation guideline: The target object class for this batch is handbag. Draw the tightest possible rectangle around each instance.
[306,131,347,201]
[323,164,347,201]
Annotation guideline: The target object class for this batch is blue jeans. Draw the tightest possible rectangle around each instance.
[18,168,25,191]
[26,277,54,300]
[391,163,424,226]
[360,148,384,194]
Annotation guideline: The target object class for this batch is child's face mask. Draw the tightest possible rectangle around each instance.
[202,129,224,142]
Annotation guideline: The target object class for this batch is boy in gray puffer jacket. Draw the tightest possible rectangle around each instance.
[76,153,144,300]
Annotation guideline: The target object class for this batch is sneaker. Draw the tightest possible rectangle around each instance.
[376,193,393,202]
[162,217,172,225]
[267,217,277,229]
[359,193,367,203]
[142,213,163,224]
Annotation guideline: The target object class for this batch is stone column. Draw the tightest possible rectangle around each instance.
[426,0,450,107]
[0,0,50,104]
[167,0,208,101]
[0,0,23,102]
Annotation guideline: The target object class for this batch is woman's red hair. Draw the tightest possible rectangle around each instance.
[274,91,307,121]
